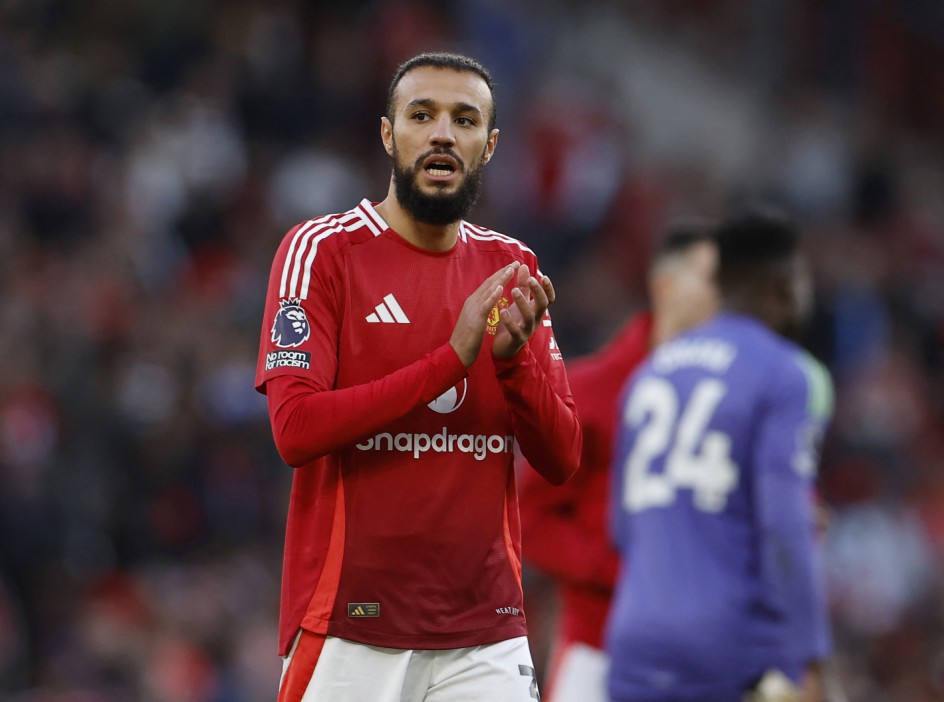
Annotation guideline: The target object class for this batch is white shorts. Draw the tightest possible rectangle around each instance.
[279,629,540,702]
[544,642,609,702]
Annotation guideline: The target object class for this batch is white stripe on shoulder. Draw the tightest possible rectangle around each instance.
[287,221,338,299]
[358,199,389,234]
[279,215,331,298]
[357,213,380,237]
[280,209,361,300]
[299,215,360,298]
[463,222,537,258]
[297,231,335,299]
[464,222,535,252]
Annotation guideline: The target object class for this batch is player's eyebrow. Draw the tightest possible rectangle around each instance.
[404,98,484,121]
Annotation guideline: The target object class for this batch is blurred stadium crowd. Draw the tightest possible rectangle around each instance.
[1,1,943,700]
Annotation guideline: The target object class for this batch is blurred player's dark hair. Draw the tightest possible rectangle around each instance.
[715,205,798,288]
[654,220,716,261]
[715,204,811,339]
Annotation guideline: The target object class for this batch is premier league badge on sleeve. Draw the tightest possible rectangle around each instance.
[271,299,311,348]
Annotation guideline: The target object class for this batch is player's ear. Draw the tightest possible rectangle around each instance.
[381,117,394,156]
[482,129,499,165]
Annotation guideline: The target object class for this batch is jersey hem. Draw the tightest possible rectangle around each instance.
[319,620,528,651]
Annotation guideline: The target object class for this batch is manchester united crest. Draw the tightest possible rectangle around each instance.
[485,296,510,335]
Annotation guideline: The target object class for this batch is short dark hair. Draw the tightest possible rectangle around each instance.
[715,205,798,290]
[386,52,497,131]
[653,220,716,263]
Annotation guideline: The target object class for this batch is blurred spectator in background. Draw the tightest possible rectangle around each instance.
[1,1,943,700]
[516,223,717,702]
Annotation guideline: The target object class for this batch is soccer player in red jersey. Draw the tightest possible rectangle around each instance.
[255,52,582,701]
[518,226,718,702]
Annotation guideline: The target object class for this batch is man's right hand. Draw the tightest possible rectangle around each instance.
[449,262,519,368]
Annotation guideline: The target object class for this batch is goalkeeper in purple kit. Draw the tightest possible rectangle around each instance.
[607,207,832,702]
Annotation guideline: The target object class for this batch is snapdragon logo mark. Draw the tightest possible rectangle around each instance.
[271,299,310,348]
[427,379,467,414]
[356,428,514,461]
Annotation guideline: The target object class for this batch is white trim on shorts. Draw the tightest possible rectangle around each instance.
[279,630,540,702]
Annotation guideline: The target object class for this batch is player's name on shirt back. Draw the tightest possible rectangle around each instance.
[651,337,737,374]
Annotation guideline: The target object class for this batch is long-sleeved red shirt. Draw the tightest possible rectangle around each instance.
[256,200,581,654]
[518,313,652,650]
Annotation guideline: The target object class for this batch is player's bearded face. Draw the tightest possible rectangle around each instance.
[391,142,486,226]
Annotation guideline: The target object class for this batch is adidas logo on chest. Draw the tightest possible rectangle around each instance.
[366,293,410,324]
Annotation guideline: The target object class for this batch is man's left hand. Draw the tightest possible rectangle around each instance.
[492,263,555,358]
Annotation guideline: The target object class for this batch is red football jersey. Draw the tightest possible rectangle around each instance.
[255,200,581,654]
[518,313,652,649]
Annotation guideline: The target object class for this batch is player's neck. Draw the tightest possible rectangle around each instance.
[651,315,677,347]
[375,191,460,252]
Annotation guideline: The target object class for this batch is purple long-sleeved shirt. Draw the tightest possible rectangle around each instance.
[607,312,832,702]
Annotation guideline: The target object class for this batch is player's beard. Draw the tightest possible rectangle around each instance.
[391,144,485,226]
